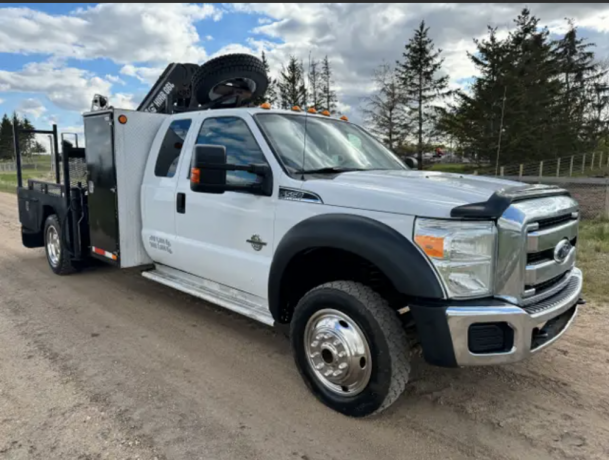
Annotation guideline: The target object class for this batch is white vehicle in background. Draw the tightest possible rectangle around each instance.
[13,54,585,417]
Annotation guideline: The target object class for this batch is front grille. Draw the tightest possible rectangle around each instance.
[536,213,575,230]
[525,272,567,292]
[526,237,577,265]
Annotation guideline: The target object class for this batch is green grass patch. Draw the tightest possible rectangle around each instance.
[577,217,609,301]
[426,163,479,174]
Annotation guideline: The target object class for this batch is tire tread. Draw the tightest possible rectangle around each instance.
[304,281,410,416]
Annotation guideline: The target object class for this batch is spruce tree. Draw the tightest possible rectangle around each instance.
[396,21,449,168]
[0,114,13,160]
[255,51,278,106]
[307,55,323,110]
[278,56,307,109]
[319,56,337,113]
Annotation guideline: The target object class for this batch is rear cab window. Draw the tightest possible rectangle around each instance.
[154,119,192,178]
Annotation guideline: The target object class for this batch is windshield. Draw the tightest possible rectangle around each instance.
[255,113,407,173]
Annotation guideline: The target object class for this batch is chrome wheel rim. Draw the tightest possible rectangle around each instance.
[46,225,60,267]
[304,309,372,396]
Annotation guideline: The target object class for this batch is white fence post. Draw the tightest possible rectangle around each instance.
[600,152,604,169]
[605,179,609,219]
[591,152,596,171]
[500,166,504,177]
[519,164,523,179]
[556,158,561,177]
[569,156,574,177]
[539,161,544,180]
[582,154,586,174]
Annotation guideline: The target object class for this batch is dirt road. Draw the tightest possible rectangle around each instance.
[1,192,608,460]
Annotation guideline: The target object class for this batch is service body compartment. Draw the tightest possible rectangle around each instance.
[83,109,166,267]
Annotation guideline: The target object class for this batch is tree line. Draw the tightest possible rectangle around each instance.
[0,114,46,161]
[363,8,609,168]
[256,52,338,113]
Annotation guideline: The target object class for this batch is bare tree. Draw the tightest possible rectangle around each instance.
[362,63,409,151]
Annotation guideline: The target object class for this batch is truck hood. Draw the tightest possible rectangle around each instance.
[303,170,523,218]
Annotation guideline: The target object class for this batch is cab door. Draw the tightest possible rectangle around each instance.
[173,113,277,299]
[141,117,195,267]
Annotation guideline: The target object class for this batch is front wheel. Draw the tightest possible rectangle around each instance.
[44,214,75,275]
[290,281,411,417]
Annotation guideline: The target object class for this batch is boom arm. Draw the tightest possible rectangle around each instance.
[137,63,201,114]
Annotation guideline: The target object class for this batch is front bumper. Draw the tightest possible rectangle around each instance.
[410,267,583,367]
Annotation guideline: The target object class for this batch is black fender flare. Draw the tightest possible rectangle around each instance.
[268,213,445,323]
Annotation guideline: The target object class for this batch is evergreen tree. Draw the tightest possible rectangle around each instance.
[18,115,36,157]
[278,56,307,109]
[0,114,13,160]
[362,63,409,151]
[319,56,338,113]
[255,51,278,106]
[396,20,449,168]
[307,55,323,110]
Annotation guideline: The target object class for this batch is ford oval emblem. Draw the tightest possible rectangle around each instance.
[554,239,572,264]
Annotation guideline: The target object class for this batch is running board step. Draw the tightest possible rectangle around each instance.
[142,264,275,326]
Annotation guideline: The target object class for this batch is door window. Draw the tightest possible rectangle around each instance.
[155,119,192,178]
[196,117,267,185]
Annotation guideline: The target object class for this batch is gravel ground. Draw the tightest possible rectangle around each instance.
[1,191,608,460]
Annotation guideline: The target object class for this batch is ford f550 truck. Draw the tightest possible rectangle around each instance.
[13,54,584,417]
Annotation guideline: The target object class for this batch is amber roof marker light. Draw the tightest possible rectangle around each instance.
[118,114,128,124]
[260,102,271,110]
[340,115,349,121]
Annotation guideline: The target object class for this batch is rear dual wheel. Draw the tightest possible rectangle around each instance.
[44,215,75,275]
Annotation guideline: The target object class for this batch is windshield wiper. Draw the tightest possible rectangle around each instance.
[299,167,367,175]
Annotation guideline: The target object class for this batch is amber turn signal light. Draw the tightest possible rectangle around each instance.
[118,114,128,124]
[191,168,201,183]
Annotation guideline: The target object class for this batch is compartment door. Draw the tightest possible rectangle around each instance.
[84,112,119,262]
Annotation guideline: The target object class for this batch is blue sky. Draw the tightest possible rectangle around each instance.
[1,3,607,145]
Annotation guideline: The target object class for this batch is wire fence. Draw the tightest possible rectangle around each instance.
[469,153,609,220]
[474,152,609,179]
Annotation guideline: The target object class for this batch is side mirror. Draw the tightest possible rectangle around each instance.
[190,145,227,194]
[404,156,418,169]
[190,144,273,196]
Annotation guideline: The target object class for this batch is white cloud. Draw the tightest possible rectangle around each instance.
[120,64,165,85]
[111,93,138,110]
[0,3,222,64]
[0,61,112,112]
[17,98,47,118]
[206,35,214,41]
[0,98,4,104]
[105,74,125,85]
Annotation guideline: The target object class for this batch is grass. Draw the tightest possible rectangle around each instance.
[577,217,609,301]
[0,170,50,193]
[426,163,480,174]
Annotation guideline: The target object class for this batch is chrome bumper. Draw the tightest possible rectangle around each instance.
[445,267,583,366]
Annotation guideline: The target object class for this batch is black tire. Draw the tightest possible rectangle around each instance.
[193,53,268,107]
[290,281,410,417]
[43,214,75,275]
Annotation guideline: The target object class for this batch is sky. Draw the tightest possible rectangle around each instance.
[0,3,608,147]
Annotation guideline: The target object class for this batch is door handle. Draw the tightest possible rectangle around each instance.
[176,192,186,214]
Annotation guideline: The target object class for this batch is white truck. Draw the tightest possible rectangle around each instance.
[14,54,584,417]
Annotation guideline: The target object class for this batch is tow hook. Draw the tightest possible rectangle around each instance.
[577,298,586,306]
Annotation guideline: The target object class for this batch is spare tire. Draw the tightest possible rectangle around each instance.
[193,53,268,107]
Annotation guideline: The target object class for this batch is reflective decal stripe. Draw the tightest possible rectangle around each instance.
[92,246,118,261]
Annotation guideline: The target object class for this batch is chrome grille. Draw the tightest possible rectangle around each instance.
[495,194,579,307]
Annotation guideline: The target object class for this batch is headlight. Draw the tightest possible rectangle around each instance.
[414,219,497,299]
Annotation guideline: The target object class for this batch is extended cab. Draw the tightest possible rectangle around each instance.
[13,56,584,418]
